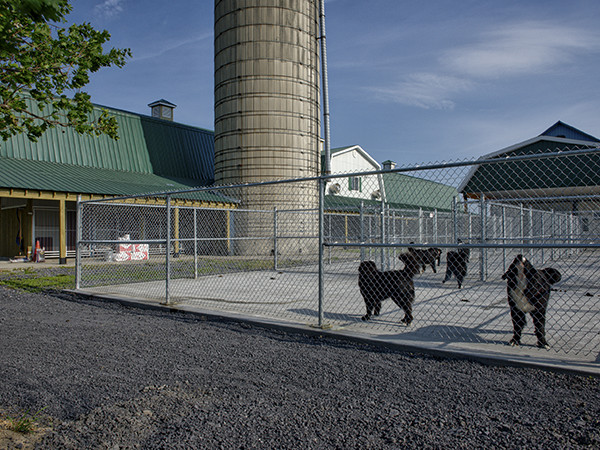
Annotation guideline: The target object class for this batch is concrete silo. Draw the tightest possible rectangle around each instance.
[214,0,321,256]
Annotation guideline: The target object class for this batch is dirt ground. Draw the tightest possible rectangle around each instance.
[0,414,52,449]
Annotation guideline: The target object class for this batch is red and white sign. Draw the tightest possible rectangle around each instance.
[115,243,149,261]
[114,235,149,261]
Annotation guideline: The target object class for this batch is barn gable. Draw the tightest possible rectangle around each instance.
[459,122,600,200]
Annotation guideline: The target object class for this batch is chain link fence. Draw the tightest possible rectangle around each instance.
[77,147,600,357]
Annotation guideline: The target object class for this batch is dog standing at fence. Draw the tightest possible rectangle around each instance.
[358,252,421,325]
[408,247,442,273]
[442,246,470,289]
[501,254,561,349]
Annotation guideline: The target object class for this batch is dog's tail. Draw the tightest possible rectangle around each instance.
[541,267,562,285]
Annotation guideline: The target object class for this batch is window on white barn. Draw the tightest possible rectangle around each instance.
[348,176,362,191]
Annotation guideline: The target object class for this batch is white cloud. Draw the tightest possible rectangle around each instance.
[441,21,599,78]
[369,73,473,110]
[94,0,125,19]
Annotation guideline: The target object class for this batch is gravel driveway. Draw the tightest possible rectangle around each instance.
[0,285,599,449]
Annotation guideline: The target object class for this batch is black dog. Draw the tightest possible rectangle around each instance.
[442,247,470,288]
[408,247,442,273]
[358,252,421,325]
[501,254,561,349]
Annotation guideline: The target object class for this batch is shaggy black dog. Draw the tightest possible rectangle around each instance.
[358,252,421,325]
[501,254,561,349]
[442,247,470,288]
[408,247,442,273]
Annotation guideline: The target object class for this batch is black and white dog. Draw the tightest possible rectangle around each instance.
[501,254,561,349]
[442,247,470,289]
[408,247,442,273]
[358,252,421,325]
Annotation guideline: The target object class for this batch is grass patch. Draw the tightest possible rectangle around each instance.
[5,407,47,434]
[0,274,75,293]
[79,257,308,287]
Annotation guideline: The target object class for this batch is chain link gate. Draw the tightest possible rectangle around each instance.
[77,148,600,358]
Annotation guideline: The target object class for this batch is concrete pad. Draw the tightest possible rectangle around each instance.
[78,259,600,376]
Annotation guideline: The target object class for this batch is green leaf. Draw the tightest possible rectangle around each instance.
[0,0,131,143]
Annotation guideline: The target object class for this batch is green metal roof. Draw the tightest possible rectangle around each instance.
[0,156,227,203]
[460,139,600,196]
[0,95,215,183]
[382,172,457,211]
[325,174,457,212]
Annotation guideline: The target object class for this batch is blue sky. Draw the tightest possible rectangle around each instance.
[68,0,600,166]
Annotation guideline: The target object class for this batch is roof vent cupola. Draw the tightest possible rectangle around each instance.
[148,99,176,121]
[382,160,396,170]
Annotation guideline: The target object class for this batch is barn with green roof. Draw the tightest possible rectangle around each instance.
[459,121,600,206]
[0,98,231,261]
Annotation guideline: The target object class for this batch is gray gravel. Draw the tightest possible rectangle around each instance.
[0,285,599,449]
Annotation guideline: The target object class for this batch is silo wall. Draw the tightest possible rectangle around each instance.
[214,0,320,257]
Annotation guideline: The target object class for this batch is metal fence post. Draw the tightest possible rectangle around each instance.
[480,195,486,282]
[551,209,555,260]
[520,202,524,255]
[165,195,171,305]
[392,209,396,267]
[502,205,506,272]
[273,207,278,271]
[468,210,473,244]
[380,200,386,270]
[75,195,82,290]
[318,177,325,328]
[327,212,332,264]
[194,207,198,279]
[368,213,372,260]
[540,211,545,264]
[360,201,365,262]
[434,208,438,244]
[529,207,534,260]
[569,211,574,256]
[419,207,423,243]
[452,196,458,243]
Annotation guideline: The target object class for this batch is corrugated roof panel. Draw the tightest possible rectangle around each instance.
[382,173,458,211]
[141,116,214,183]
[0,99,153,173]
[0,157,224,202]
[0,95,215,184]
[461,141,600,194]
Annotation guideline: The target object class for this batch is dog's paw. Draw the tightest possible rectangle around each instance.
[361,315,370,321]
[401,317,412,326]
[537,341,550,350]
[508,338,520,347]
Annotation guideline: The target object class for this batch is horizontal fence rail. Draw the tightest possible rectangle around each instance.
[77,148,600,359]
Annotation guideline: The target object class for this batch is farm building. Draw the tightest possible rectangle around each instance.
[0,106,459,262]
[458,121,600,243]
[7,95,594,263]
[0,98,232,262]
[325,146,457,212]
[459,121,600,206]
[323,147,459,246]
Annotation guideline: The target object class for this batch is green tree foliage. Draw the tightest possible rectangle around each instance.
[0,0,131,142]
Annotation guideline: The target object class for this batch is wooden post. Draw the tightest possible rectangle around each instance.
[59,199,67,264]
